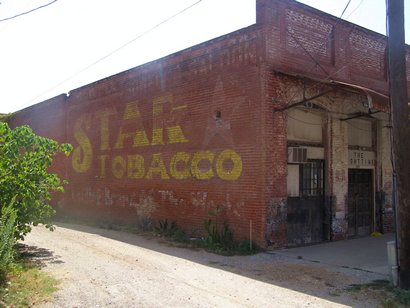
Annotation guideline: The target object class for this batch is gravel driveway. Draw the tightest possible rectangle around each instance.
[22,223,387,307]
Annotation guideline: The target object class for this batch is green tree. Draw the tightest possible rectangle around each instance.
[0,122,72,239]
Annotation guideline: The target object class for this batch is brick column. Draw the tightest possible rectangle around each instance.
[328,116,349,240]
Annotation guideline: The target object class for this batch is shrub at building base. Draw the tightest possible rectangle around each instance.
[0,122,72,240]
[0,199,17,282]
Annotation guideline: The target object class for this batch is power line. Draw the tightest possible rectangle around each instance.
[0,0,58,23]
[340,0,352,18]
[346,0,364,19]
[286,28,330,76]
[287,114,323,126]
[291,0,355,73]
[26,0,202,105]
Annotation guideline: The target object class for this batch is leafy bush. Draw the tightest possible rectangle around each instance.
[0,122,72,240]
[0,198,18,281]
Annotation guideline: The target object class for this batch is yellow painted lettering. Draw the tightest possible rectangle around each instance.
[170,152,191,179]
[216,149,243,180]
[112,155,126,179]
[127,155,145,179]
[72,115,93,173]
[152,96,165,116]
[133,130,150,147]
[191,151,214,180]
[95,108,115,150]
[114,128,150,149]
[152,94,189,145]
[146,153,170,179]
[114,128,135,149]
[123,100,141,119]
[151,128,164,145]
[98,155,109,178]
[151,95,166,145]
[115,101,149,149]
[167,125,189,144]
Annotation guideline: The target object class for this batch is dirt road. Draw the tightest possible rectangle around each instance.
[22,223,386,307]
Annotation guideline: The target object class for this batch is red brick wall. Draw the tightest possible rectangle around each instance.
[257,0,410,97]
[262,68,289,248]
[7,26,274,247]
[62,27,267,244]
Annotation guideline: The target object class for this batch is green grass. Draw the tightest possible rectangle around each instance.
[0,262,58,307]
[347,279,410,307]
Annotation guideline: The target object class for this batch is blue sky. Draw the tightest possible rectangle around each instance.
[0,0,408,113]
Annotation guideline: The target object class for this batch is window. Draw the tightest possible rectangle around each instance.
[300,160,324,197]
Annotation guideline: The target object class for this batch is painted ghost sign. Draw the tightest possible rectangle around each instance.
[71,94,243,181]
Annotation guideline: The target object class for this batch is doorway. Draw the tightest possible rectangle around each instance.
[348,169,374,237]
[287,160,325,246]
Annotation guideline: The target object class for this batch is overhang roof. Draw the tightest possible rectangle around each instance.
[272,70,410,113]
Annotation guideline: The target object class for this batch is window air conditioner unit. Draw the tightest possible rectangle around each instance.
[288,147,307,163]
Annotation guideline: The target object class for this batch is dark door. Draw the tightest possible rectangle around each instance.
[348,169,374,237]
[287,160,325,246]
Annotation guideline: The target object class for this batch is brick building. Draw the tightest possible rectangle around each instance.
[9,0,410,248]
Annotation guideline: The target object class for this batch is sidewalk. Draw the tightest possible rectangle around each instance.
[274,233,395,275]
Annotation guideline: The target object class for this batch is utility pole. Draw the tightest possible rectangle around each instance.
[387,0,410,289]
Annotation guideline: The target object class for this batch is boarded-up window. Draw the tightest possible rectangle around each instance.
[347,119,372,148]
[287,164,300,197]
[287,108,323,143]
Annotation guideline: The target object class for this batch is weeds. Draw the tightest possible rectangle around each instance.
[202,205,234,254]
[347,279,410,307]
[202,219,258,255]
[237,240,257,255]
[155,220,188,243]
[156,219,177,236]
[388,287,410,307]
[203,219,234,250]
[201,206,258,255]
[0,199,58,306]
[0,262,58,307]
[155,217,258,255]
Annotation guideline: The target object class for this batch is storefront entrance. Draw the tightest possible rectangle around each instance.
[348,169,374,237]
[287,160,325,246]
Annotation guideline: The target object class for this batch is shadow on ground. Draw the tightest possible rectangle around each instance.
[51,221,389,307]
[17,243,64,268]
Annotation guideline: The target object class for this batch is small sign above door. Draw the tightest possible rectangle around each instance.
[348,150,375,168]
